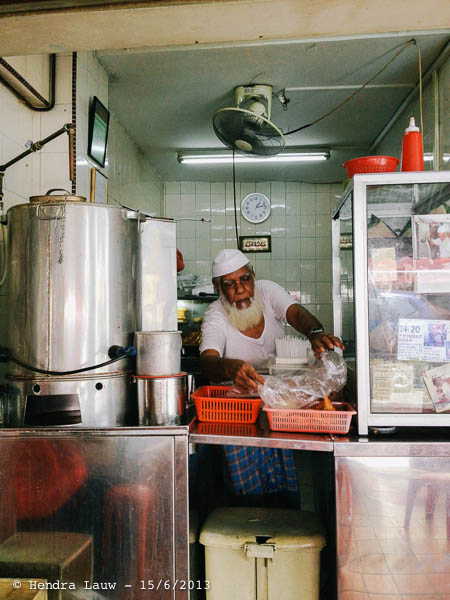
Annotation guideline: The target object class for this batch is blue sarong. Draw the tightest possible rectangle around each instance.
[223,445,298,496]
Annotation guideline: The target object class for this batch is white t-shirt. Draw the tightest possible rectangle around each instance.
[435,236,450,258]
[199,280,297,368]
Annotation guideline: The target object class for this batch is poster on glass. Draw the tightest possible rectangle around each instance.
[412,215,450,293]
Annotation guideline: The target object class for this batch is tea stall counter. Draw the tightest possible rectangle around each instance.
[188,413,334,451]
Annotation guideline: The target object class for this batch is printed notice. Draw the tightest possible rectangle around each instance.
[397,319,450,362]
[371,247,397,283]
[372,361,414,398]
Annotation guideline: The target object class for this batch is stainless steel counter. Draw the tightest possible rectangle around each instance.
[190,414,450,457]
[0,426,190,600]
[189,412,334,451]
[3,421,450,600]
[333,431,450,599]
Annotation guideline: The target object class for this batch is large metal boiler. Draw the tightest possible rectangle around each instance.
[4,192,177,427]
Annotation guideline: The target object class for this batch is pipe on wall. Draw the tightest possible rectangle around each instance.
[0,53,55,111]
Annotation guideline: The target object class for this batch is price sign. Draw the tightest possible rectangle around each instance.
[397,319,450,362]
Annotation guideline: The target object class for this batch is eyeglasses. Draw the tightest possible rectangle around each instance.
[221,272,253,290]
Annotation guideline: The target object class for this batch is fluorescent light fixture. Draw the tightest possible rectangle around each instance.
[177,148,330,165]
[424,153,450,162]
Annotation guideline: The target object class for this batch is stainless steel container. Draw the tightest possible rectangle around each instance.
[7,200,138,374]
[135,331,182,376]
[5,373,137,427]
[136,373,186,426]
[5,197,140,427]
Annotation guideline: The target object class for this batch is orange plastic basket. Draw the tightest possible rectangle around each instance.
[263,402,356,434]
[192,386,261,424]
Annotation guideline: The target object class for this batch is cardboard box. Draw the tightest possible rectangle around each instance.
[0,578,47,599]
[0,532,92,600]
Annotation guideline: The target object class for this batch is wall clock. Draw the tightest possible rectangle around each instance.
[241,192,271,224]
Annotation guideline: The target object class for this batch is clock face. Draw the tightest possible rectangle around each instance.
[241,193,271,224]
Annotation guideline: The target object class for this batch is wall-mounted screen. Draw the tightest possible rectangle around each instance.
[87,96,110,168]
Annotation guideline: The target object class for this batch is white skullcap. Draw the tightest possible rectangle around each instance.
[212,249,249,278]
[437,224,450,234]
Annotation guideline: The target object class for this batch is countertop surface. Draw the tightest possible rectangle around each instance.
[189,411,334,451]
[1,421,450,457]
[190,414,450,456]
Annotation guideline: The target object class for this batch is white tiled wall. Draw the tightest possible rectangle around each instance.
[76,51,163,214]
[0,52,163,385]
[0,53,73,382]
[0,53,73,212]
[165,181,342,331]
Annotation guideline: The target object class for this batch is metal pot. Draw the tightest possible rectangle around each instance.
[135,373,186,426]
[135,331,182,376]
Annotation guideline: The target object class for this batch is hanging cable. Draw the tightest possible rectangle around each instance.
[284,39,416,136]
[8,348,133,376]
[232,148,239,249]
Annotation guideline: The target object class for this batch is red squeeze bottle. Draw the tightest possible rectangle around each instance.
[401,117,424,171]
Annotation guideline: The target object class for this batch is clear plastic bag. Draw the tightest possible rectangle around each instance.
[258,351,348,409]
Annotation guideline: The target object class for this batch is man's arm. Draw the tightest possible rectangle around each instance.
[200,349,264,391]
[285,303,345,355]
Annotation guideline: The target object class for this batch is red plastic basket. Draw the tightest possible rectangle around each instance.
[263,402,356,434]
[192,386,261,424]
[343,155,399,178]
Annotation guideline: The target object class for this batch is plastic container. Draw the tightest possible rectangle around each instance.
[200,507,326,600]
[189,510,202,600]
[343,155,399,178]
[192,386,261,423]
[263,401,356,434]
[401,116,424,171]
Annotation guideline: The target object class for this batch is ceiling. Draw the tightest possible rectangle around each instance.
[97,32,450,183]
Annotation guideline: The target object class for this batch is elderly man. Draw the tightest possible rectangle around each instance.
[430,224,450,258]
[199,249,343,505]
[200,248,343,389]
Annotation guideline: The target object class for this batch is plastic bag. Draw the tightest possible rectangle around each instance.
[258,351,347,409]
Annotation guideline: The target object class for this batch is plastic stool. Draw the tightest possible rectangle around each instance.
[103,484,155,582]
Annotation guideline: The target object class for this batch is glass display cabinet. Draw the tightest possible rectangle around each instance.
[332,172,450,434]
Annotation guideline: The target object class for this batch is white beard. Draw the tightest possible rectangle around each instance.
[220,286,264,331]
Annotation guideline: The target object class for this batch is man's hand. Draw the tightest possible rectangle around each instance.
[233,361,265,392]
[310,332,345,357]
[200,350,264,392]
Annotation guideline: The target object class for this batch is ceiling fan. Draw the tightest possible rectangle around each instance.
[213,84,286,157]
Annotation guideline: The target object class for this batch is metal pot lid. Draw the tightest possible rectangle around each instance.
[29,188,86,204]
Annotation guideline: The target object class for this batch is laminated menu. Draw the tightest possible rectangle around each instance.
[397,319,450,362]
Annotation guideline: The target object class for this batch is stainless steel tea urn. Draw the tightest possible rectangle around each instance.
[5,194,138,426]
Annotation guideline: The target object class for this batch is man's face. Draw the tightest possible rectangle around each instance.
[218,266,255,310]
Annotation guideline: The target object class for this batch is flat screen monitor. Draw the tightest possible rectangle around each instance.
[87,96,110,168]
